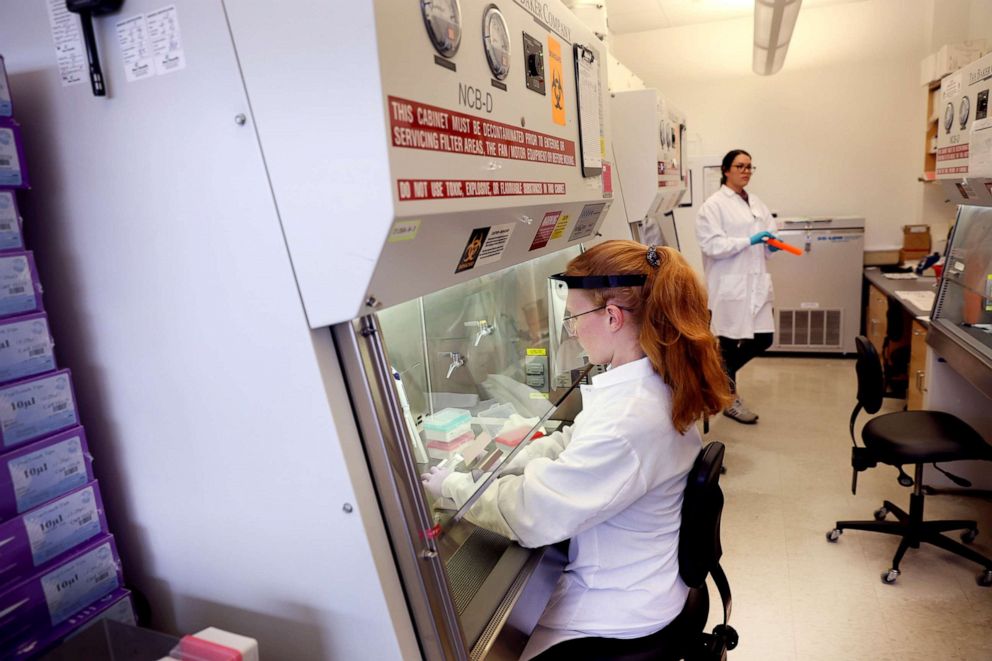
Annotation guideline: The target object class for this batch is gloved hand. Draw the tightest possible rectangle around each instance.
[766,241,781,252]
[749,230,775,246]
[420,465,452,499]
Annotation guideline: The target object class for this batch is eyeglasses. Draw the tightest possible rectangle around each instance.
[732,164,756,172]
[562,305,632,335]
[562,306,607,336]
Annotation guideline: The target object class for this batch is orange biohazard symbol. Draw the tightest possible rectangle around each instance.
[548,36,565,125]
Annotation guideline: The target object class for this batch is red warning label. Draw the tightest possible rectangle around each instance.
[398,179,566,201]
[388,96,577,167]
[936,144,969,161]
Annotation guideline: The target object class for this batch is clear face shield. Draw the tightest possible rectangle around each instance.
[547,272,648,387]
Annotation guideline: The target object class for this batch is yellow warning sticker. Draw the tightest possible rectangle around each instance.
[548,36,565,126]
[388,219,421,243]
[550,213,570,240]
[526,348,547,356]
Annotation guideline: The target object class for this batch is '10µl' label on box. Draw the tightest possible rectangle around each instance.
[40,540,120,626]
[8,433,88,513]
[24,485,102,565]
[0,372,78,448]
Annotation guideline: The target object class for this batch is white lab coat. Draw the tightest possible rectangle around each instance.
[442,358,700,658]
[695,185,777,339]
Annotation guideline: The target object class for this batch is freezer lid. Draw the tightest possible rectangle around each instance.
[777,216,865,230]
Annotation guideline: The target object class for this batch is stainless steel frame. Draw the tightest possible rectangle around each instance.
[333,315,467,660]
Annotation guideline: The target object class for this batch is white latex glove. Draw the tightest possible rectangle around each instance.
[496,414,541,437]
[420,465,452,499]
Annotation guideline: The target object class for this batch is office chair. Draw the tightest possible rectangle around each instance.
[540,441,737,661]
[827,336,992,587]
[676,440,738,660]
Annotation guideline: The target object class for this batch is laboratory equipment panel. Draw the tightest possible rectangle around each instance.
[225,0,613,327]
[767,217,865,354]
[936,51,992,205]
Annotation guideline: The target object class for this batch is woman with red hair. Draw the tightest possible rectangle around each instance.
[423,240,731,659]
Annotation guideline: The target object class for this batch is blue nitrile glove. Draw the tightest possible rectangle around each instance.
[420,465,452,499]
[750,231,775,246]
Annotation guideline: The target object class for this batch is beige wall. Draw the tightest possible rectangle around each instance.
[610,0,988,251]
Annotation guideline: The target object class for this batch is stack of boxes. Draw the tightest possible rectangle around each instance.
[423,408,475,460]
[0,55,134,659]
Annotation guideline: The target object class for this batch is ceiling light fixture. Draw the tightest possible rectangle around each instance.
[753,0,803,76]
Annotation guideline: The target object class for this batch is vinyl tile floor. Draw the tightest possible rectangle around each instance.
[701,356,992,661]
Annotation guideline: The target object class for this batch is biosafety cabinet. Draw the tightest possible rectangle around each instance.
[0,0,613,659]
[936,50,992,204]
[599,89,686,247]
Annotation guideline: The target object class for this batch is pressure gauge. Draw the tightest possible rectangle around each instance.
[944,102,954,134]
[659,121,668,148]
[421,0,462,58]
[482,6,510,80]
[960,95,971,128]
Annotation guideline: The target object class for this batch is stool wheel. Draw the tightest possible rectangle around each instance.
[961,528,978,544]
[978,570,992,588]
[826,529,841,542]
[712,624,739,650]
[881,568,899,584]
[873,507,888,521]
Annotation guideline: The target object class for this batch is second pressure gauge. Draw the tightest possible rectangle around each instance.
[483,6,510,80]
[421,0,462,58]
[960,95,971,129]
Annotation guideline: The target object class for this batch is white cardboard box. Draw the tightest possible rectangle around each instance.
[934,40,989,80]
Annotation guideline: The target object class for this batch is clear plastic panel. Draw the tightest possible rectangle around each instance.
[934,205,992,349]
[377,246,584,529]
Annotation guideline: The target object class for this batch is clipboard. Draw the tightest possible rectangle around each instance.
[573,43,603,178]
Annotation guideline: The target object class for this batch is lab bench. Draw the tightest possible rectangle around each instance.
[862,267,937,408]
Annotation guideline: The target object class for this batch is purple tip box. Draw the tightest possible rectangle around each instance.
[0,426,93,522]
[0,369,80,452]
[7,588,135,660]
[0,191,25,252]
[0,481,109,592]
[0,312,57,386]
[0,118,29,189]
[0,250,43,320]
[0,533,123,649]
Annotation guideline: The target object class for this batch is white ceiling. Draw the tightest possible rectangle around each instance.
[607,0,869,34]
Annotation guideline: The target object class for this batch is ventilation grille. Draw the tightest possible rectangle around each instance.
[777,309,842,346]
[445,527,510,614]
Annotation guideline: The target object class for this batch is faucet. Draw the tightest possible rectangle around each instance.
[464,320,495,346]
[442,352,464,379]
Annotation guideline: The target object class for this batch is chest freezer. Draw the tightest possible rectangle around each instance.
[767,217,865,354]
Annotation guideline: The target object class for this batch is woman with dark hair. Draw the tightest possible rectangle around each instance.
[695,149,779,424]
[422,240,732,659]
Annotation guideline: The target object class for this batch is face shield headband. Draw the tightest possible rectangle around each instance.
[547,273,648,289]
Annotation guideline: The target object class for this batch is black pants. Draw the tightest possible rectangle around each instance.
[718,333,773,393]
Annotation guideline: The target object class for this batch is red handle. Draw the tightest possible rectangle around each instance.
[766,237,803,255]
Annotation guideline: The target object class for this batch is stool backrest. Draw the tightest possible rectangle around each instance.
[854,336,884,414]
[679,441,726,588]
